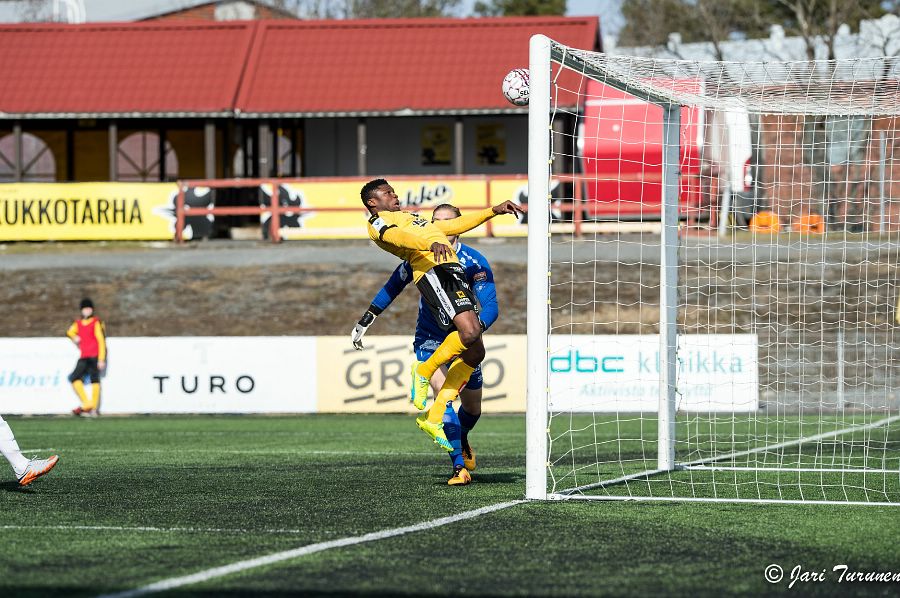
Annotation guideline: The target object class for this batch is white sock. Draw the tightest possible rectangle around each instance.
[0,416,29,476]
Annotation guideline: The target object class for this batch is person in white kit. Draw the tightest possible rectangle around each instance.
[0,415,58,486]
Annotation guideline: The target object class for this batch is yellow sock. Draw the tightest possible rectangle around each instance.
[426,359,475,424]
[72,380,89,409]
[90,384,101,411]
[417,331,468,380]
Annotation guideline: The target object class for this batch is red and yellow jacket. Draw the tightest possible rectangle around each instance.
[66,317,106,360]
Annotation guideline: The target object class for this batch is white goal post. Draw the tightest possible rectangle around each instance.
[526,34,900,505]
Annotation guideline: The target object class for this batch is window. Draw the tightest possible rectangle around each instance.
[118,132,178,182]
[0,132,56,181]
[233,129,301,177]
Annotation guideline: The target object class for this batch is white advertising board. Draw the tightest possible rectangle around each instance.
[0,334,756,414]
[0,338,75,414]
[548,334,758,412]
[0,337,317,414]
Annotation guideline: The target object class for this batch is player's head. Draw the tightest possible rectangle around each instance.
[432,203,461,245]
[360,178,399,214]
[80,298,94,318]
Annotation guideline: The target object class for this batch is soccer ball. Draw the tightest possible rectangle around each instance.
[502,69,530,106]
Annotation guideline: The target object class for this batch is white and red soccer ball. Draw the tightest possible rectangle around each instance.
[502,68,530,106]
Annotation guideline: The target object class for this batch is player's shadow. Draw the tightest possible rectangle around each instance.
[431,471,524,485]
[470,472,524,484]
[1,481,32,493]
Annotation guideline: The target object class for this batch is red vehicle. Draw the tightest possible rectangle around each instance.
[578,79,704,220]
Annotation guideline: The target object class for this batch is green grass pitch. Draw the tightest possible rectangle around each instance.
[1,414,899,596]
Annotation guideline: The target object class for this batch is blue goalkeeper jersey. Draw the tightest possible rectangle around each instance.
[370,241,498,347]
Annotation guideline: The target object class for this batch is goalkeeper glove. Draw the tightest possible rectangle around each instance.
[351,308,378,350]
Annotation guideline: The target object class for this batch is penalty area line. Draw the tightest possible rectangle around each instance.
[97,499,524,598]
[0,524,312,535]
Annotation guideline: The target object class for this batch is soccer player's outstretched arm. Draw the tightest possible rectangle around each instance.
[434,201,526,236]
[433,208,495,236]
[351,263,413,350]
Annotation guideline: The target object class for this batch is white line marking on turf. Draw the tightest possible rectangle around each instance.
[58,448,442,456]
[0,525,311,535]
[97,500,524,598]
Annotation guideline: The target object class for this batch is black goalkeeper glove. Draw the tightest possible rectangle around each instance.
[351,307,379,350]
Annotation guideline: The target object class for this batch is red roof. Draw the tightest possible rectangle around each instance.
[236,17,600,116]
[0,17,599,118]
[0,21,256,117]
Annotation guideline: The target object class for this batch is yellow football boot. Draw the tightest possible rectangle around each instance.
[410,362,430,410]
[415,415,453,452]
[447,466,472,486]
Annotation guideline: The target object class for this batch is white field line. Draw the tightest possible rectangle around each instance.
[97,500,524,598]
[550,494,900,507]
[48,448,444,456]
[23,430,520,437]
[684,466,900,474]
[0,525,311,535]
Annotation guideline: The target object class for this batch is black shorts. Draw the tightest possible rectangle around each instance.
[416,263,480,332]
[69,357,100,384]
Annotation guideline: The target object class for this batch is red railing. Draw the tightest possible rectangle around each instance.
[173,174,597,243]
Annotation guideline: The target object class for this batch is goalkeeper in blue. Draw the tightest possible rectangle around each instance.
[353,203,500,486]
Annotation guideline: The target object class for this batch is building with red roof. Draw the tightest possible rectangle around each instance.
[0,16,599,183]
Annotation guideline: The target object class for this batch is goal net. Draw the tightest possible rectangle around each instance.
[526,35,900,505]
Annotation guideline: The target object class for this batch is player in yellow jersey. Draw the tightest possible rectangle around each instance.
[360,178,524,451]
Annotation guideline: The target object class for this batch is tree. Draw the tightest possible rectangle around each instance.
[473,0,566,17]
[274,0,462,19]
[618,0,888,60]
[619,0,776,58]
[769,0,886,60]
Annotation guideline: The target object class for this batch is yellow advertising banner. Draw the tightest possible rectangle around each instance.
[0,182,177,241]
[488,178,528,237]
[316,335,526,413]
[278,179,492,240]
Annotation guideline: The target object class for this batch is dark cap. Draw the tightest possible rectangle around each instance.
[80,298,94,309]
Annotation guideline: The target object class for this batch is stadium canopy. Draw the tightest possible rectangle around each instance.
[235,17,600,117]
[0,21,256,118]
[0,16,599,119]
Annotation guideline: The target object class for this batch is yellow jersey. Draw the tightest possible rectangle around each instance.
[367,207,495,282]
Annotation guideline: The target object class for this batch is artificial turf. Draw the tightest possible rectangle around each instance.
[1,414,898,597]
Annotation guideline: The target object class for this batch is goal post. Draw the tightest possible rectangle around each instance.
[525,34,551,501]
[527,37,900,505]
